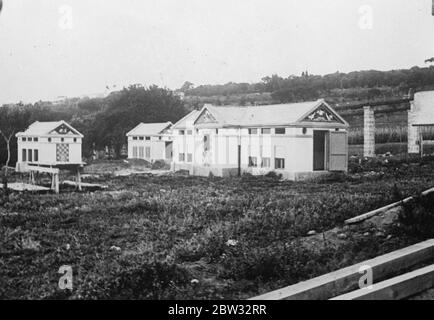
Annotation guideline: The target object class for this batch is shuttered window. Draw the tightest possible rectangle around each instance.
[275,158,285,169]
[261,157,271,168]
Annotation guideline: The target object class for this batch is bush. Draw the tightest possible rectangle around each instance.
[79,259,191,299]
[397,193,434,239]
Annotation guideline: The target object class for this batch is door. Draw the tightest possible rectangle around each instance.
[329,131,348,171]
[203,134,211,166]
[313,131,327,171]
[165,142,173,160]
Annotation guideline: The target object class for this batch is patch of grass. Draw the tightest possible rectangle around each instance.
[2,158,434,299]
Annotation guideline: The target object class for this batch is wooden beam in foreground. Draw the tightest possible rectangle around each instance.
[345,187,434,225]
[330,264,434,300]
[249,239,434,300]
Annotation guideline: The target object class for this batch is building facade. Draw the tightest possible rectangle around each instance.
[15,121,83,168]
[126,122,173,162]
[172,100,349,180]
[408,90,434,155]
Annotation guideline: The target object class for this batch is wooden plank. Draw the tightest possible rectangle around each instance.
[345,187,434,225]
[331,264,434,300]
[27,165,60,174]
[63,180,107,189]
[249,239,434,300]
[0,183,50,192]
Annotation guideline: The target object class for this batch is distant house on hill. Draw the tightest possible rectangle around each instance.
[171,99,349,180]
[126,122,173,162]
[15,121,84,169]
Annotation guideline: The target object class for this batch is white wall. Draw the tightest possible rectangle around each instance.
[17,136,82,165]
[127,136,168,161]
[172,126,347,176]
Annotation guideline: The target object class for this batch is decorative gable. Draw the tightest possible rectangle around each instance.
[51,123,77,135]
[195,109,218,125]
[303,104,343,123]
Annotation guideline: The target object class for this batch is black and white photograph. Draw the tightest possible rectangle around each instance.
[1,0,434,306]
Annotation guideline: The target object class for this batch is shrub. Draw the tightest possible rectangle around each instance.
[397,193,434,239]
[79,259,191,300]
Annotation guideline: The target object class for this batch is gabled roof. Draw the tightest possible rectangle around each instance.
[172,110,201,129]
[187,99,348,128]
[126,122,173,136]
[16,121,83,137]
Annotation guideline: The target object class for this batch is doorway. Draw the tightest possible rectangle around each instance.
[165,142,173,160]
[313,131,328,171]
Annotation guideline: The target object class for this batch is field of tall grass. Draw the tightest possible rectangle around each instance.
[1,157,434,299]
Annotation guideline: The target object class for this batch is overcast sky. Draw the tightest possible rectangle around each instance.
[0,0,433,104]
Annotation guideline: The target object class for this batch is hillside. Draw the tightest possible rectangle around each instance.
[3,65,434,166]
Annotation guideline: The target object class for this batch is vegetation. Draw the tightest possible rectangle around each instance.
[181,66,434,105]
[1,157,434,299]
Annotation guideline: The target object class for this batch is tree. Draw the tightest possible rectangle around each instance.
[92,85,187,157]
[0,107,22,197]
[0,128,14,196]
[179,81,194,92]
[425,57,434,65]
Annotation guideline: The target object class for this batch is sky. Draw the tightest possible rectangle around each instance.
[0,0,433,104]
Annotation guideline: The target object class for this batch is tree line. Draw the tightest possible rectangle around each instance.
[180,66,434,104]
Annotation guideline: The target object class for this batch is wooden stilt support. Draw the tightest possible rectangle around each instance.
[77,169,82,192]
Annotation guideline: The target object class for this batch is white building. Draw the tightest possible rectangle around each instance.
[126,122,173,162]
[172,99,349,180]
[15,121,84,168]
[408,90,434,155]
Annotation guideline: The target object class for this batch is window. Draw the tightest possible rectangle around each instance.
[187,130,193,135]
[22,149,27,162]
[145,137,151,141]
[28,138,33,142]
[22,137,27,142]
[179,130,185,135]
[139,146,144,158]
[28,149,33,162]
[48,138,52,142]
[61,138,64,142]
[34,150,39,162]
[261,157,271,168]
[34,137,38,142]
[275,158,285,169]
[248,156,258,167]
[179,153,185,162]
[187,153,193,163]
[248,128,258,135]
[275,128,286,135]
[261,128,271,134]
[215,129,219,134]
[145,147,151,158]
[133,137,138,140]
[133,146,138,158]
[74,138,77,143]
[139,137,144,140]
[302,128,307,135]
